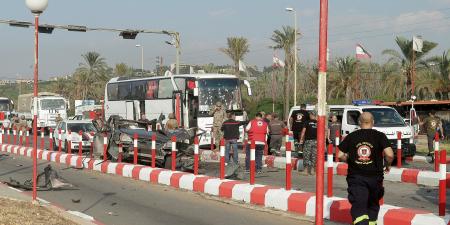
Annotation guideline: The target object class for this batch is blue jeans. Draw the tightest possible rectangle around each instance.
[225,139,239,164]
[245,144,264,171]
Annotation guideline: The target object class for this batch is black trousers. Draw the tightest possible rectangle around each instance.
[347,174,384,225]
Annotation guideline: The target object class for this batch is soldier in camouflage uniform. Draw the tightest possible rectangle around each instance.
[209,102,227,151]
[300,111,318,175]
[421,110,444,161]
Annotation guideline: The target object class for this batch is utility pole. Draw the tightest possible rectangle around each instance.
[316,0,328,225]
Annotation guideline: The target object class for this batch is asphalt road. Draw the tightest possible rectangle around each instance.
[0,153,343,225]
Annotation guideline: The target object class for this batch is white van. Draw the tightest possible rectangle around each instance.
[288,104,416,157]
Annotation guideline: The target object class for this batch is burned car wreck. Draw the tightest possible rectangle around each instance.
[92,115,199,171]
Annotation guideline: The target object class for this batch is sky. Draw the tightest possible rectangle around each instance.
[1,0,450,79]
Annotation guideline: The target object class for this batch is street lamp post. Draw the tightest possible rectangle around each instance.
[135,44,144,76]
[286,7,298,106]
[25,0,48,202]
[164,31,181,74]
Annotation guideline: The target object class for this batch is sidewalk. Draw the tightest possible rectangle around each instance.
[0,176,101,225]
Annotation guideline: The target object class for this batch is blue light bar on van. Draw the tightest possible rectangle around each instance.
[352,100,372,105]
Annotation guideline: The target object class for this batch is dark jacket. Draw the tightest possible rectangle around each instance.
[221,119,245,140]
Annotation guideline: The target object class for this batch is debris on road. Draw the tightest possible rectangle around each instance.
[0,197,77,225]
[4,165,74,191]
[71,198,81,203]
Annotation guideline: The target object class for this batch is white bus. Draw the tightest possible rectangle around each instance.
[104,74,252,146]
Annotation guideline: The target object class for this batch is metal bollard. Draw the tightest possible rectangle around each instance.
[78,130,83,157]
[327,143,334,197]
[40,128,44,150]
[151,134,156,168]
[89,132,94,159]
[103,133,108,160]
[67,130,72,154]
[285,141,292,190]
[133,133,138,165]
[171,136,177,171]
[58,128,62,153]
[220,138,225,180]
[118,143,123,163]
[250,140,256,185]
[335,130,340,162]
[439,149,446,216]
[49,128,53,151]
[435,132,440,172]
[397,132,402,168]
[194,136,199,175]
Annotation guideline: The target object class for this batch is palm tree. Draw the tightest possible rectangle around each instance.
[427,51,450,99]
[114,63,132,77]
[74,52,108,100]
[271,26,296,119]
[335,56,357,104]
[382,36,437,97]
[220,37,250,76]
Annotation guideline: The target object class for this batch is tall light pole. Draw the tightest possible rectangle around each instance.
[135,44,144,76]
[316,0,328,225]
[25,0,48,202]
[286,7,298,106]
[164,31,181,74]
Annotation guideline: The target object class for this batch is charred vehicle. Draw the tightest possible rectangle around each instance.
[92,115,199,171]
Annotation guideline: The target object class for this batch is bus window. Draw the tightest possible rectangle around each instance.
[158,79,174,99]
[174,78,186,91]
[107,83,118,101]
[118,82,132,100]
[146,80,158,99]
[131,80,147,100]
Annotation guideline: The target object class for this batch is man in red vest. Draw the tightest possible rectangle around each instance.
[245,112,268,173]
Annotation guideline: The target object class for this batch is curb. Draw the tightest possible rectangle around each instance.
[200,150,448,188]
[2,144,449,225]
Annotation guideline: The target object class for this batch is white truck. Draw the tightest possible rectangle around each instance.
[17,92,68,131]
[0,97,14,128]
[288,103,416,157]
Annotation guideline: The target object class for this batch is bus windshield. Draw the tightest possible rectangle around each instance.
[0,100,11,111]
[198,78,241,112]
[362,108,406,127]
[40,99,66,110]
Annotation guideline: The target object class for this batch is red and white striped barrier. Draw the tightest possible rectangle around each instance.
[58,128,62,153]
[440,149,447,216]
[171,136,177,171]
[285,140,292,190]
[250,140,256,185]
[220,138,225,180]
[327,144,333,197]
[397,131,402,168]
[0,126,3,145]
[40,128,45,150]
[436,133,440,172]
[103,133,107,160]
[118,143,123,163]
[151,134,156,168]
[78,130,83,157]
[194,136,199,175]
[49,128,53,151]
[89,131,94,159]
[26,129,30,147]
[1,143,449,225]
[133,133,138,165]
[335,130,340,162]
[67,130,72,154]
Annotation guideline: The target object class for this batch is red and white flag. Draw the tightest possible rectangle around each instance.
[272,55,285,68]
[356,44,372,59]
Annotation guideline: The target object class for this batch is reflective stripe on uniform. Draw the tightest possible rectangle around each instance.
[369,221,377,225]
[354,215,369,224]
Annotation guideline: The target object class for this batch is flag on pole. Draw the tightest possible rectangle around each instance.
[412,35,423,52]
[356,44,372,59]
[272,55,285,68]
[238,60,247,72]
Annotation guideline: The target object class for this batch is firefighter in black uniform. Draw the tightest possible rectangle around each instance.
[338,112,394,225]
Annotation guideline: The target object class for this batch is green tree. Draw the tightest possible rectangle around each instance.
[74,52,108,100]
[271,26,296,119]
[334,56,357,104]
[220,37,250,76]
[382,36,437,97]
[427,51,450,99]
[114,63,132,77]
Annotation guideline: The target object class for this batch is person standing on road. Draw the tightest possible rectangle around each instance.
[245,112,268,173]
[290,104,309,152]
[299,111,318,175]
[55,113,63,126]
[209,102,227,151]
[327,115,341,146]
[420,110,444,161]
[221,112,246,165]
[338,112,394,225]
[268,113,285,156]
